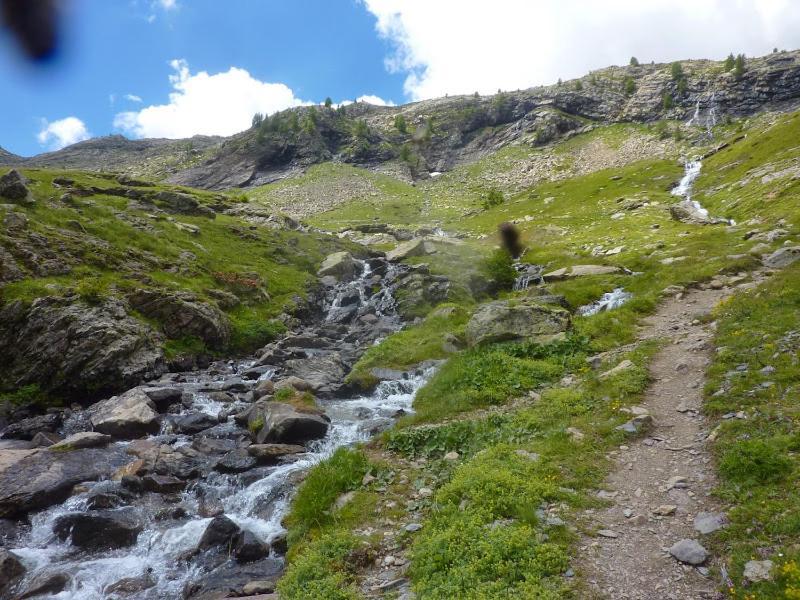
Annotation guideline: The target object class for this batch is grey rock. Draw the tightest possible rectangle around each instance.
[0,446,127,517]
[128,289,230,349]
[197,515,241,551]
[0,297,165,400]
[142,474,186,494]
[247,443,306,463]
[743,559,773,582]
[215,448,258,473]
[693,511,727,534]
[386,238,435,262]
[170,412,217,434]
[0,549,25,595]
[544,264,622,280]
[53,508,143,549]
[0,170,32,203]
[233,529,269,563]
[17,571,70,599]
[48,431,112,451]
[317,252,358,281]
[762,246,800,268]
[465,299,570,346]
[669,539,708,565]
[246,401,329,445]
[1,412,62,440]
[669,201,728,225]
[91,388,161,439]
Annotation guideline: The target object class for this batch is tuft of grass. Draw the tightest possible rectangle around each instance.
[284,447,370,547]
[277,532,362,600]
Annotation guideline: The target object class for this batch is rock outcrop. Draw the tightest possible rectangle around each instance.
[544,265,622,281]
[53,508,143,549]
[128,289,231,348]
[241,401,330,445]
[317,251,359,281]
[466,299,571,346]
[0,297,166,400]
[0,170,32,203]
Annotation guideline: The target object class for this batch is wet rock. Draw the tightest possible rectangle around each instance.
[0,297,166,400]
[762,246,800,268]
[198,515,241,551]
[668,539,708,565]
[1,412,62,440]
[215,448,258,473]
[91,388,161,439]
[128,289,230,348]
[317,251,358,281]
[247,443,306,463]
[248,402,329,445]
[86,491,128,510]
[142,386,184,410]
[242,580,275,595]
[142,474,186,494]
[170,412,217,434]
[233,529,269,563]
[53,508,142,549]
[192,437,238,455]
[273,376,311,392]
[743,559,773,582]
[184,557,282,600]
[17,571,70,598]
[0,447,127,517]
[0,170,32,203]
[465,299,570,346]
[0,549,25,595]
[105,571,156,595]
[253,379,275,400]
[48,431,112,451]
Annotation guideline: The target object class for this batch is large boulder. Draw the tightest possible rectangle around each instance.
[53,508,142,549]
[762,246,800,268]
[91,388,161,438]
[317,252,359,281]
[245,402,329,445]
[466,299,571,346]
[0,446,128,517]
[128,289,230,348]
[282,353,348,396]
[1,412,62,440]
[544,265,622,281]
[153,190,216,217]
[0,169,33,203]
[669,200,728,225]
[386,238,435,262]
[197,515,241,552]
[0,297,165,400]
[48,431,112,451]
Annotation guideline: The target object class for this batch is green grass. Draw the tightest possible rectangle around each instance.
[346,303,471,389]
[703,263,800,599]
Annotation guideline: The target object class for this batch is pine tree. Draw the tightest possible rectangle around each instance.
[670,61,684,81]
[624,76,635,96]
[629,56,639,67]
[394,114,408,134]
[662,92,674,110]
[574,80,583,91]
[324,97,333,109]
[734,54,746,79]
[724,53,735,71]
[251,113,264,128]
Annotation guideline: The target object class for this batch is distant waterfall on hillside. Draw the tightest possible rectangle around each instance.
[686,92,720,138]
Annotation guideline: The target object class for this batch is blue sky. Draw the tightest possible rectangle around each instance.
[0,0,405,156]
[2,0,799,156]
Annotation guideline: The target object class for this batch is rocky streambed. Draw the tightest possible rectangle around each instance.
[0,256,435,599]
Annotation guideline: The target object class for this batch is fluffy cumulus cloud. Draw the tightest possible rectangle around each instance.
[114,60,307,138]
[37,117,91,150]
[362,0,800,100]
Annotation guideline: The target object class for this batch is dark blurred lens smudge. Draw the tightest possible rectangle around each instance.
[1,0,60,62]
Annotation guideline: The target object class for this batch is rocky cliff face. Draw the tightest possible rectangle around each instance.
[8,51,800,189]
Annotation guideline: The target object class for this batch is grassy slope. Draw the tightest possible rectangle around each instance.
[0,168,352,397]
[277,112,800,599]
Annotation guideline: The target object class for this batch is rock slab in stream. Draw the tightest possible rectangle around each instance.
[247,402,330,445]
[0,447,127,517]
[465,299,570,346]
[48,431,112,451]
[53,508,143,549]
[91,388,161,438]
[317,252,358,281]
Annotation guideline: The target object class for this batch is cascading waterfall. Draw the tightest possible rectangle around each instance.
[578,288,632,316]
[6,259,434,599]
[671,159,735,225]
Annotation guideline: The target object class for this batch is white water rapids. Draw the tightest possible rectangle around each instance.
[7,261,435,599]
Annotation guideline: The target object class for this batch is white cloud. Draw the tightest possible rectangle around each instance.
[114,59,307,139]
[363,0,800,100]
[37,117,91,150]
[156,0,177,10]
[124,94,143,103]
[356,94,395,106]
